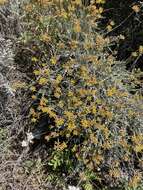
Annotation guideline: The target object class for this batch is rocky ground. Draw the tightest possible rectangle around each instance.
[0,2,31,189]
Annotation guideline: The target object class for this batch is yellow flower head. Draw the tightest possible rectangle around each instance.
[33,70,41,75]
[30,86,36,92]
[81,119,89,128]
[73,20,81,33]
[132,5,140,13]
[68,121,76,131]
[107,87,117,97]
[96,0,105,4]
[55,118,64,126]
[31,95,37,100]
[0,0,7,5]
[39,77,48,85]
[50,56,57,65]
[31,57,38,62]
[40,33,51,42]
[139,45,143,54]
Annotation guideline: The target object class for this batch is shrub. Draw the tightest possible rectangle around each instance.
[20,0,143,189]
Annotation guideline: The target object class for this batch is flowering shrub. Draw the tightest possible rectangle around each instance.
[20,0,143,189]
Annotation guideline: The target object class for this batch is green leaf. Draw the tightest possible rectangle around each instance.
[84,182,93,190]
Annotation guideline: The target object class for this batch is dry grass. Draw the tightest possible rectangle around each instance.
[0,37,48,189]
[0,2,44,189]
